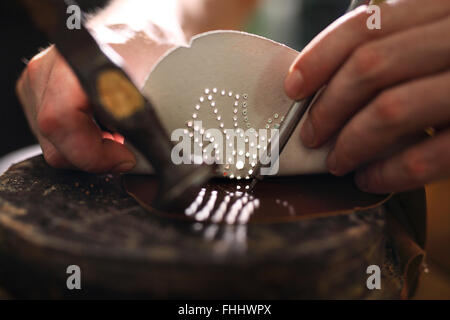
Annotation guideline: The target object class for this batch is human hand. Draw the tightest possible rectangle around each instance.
[16,46,136,172]
[285,0,450,193]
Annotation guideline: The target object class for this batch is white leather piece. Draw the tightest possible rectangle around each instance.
[133,30,331,176]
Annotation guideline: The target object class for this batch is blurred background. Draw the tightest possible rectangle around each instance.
[0,1,45,157]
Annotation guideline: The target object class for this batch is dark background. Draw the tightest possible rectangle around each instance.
[0,0,345,158]
[0,1,45,157]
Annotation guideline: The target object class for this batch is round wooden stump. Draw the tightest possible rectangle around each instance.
[0,156,416,299]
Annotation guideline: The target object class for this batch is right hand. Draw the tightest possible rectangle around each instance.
[16,45,136,173]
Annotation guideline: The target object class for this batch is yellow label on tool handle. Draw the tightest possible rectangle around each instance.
[97,69,144,119]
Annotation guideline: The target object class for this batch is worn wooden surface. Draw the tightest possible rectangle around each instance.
[0,156,407,299]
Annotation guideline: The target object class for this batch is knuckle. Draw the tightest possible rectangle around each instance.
[334,140,352,168]
[25,46,56,86]
[307,93,332,135]
[25,56,44,84]
[63,142,103,173]
[77,154,105,173]
[307,106,329,144]
[373,90,406,127]
[346,5,370,29]
[42,148,64,168]
[336,124,364,164]
[351,44,384,82]
[402,152,427,181]
[308,105,323,131]
[350,5,381,39]
[77,155,99,173]
[37,105,63,138]
[350,5,370,22]
[368,162,384,189]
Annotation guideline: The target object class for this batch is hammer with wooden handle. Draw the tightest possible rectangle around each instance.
[18,0,215,210]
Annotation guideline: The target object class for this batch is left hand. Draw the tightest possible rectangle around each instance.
[284,0,450,193]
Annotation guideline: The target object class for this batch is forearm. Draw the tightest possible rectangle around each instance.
[178,0,260,39]
[86,0,259,86]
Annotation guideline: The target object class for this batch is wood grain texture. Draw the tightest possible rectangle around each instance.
[0,156,414,299]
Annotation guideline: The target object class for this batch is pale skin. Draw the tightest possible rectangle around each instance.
[17,0,450,193]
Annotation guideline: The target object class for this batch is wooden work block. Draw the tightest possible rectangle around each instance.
[0,156,423,299]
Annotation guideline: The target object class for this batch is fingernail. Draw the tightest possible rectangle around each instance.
[327,151,338,174]
[285,68,305,100]
[301,119,315,147]
[112,161,135,173]
[355,172,369,192]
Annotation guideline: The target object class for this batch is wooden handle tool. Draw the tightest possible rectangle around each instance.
[19,0,214,210]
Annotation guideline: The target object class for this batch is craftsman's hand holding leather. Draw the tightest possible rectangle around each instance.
[285,0,450,193]
[16,46,136,173]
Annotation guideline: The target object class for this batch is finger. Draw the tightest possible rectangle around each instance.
[285,0,450,100]
[300,15,450,148]
[23,46,57,109]
[38,52,136,173]
[327,69,450,176]
[38,136,74,169]
[354,129,450,193]
[16,46,58,136]
[17,69,71,169]
[16,68,39,136]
